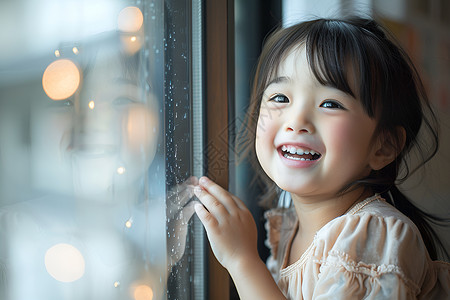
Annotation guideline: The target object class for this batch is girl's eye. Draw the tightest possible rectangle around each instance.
[319,100,346,110]
[113,97,135,106]
[269,94,289,103]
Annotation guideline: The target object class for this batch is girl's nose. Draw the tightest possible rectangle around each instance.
[284,111,315,134]
[286,126,311,133]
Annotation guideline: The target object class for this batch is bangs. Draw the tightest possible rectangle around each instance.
[259,19,385,118]
[305,19,380,117]
[306,21,358,98]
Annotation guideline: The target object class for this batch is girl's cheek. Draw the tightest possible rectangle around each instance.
[255,114,265,140]
[255,124,268,163]
[328,119,374,154]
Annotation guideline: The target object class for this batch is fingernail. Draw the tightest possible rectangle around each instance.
[194,203,203,211]
[199,176,209,184]
[194,186,202,194]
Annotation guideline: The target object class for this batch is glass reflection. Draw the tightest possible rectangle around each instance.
[42,59,81,100]
[0,1,176,299]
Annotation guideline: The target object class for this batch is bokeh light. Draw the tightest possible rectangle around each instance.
[117,166,126,175]
[120,35,142,55]
[125,219,133,228]
[125,105,157,155]
[118,6,144,32]
[134,285,153,300]
[42,59,80,100]
[44,243,85,283]
[88,100,95,110]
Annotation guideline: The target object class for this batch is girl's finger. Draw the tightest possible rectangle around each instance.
[194,202,218,229]
[197,177,239,213]
[188,176,199,185]
[231,194,248,211]
[194,186,230,219]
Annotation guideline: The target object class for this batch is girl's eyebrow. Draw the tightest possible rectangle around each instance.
[114,77,137,85]
[266,76,290,87]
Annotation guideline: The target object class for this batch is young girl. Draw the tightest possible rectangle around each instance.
[193,17,450,299]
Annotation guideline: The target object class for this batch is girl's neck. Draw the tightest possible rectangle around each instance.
[291,188,372,236]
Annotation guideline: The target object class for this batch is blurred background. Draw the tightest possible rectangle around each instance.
[0,1,197,299]
[0,0,449,299]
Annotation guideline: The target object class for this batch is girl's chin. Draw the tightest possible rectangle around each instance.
[275,181,316,196]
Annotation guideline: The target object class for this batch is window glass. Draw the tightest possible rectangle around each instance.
[0,0,204,299]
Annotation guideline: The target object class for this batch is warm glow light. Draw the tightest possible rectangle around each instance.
[88,100,95,110]
[72,47,79,55]
[42,59,80,100]
[125,219,132,228]
[118,6,144,32]
[44,243,85,283]
[117,166,126,174]
[55,50,61,57]
[120,35,142,55]
[134,285,153,300]
[114,281,120,288]
[126,105,156,153]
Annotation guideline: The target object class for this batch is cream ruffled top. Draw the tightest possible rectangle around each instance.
[264,195,450,299]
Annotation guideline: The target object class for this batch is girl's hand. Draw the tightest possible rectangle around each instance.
[194,176,286,300]
[193,176,258,271]
[166,176,198,269]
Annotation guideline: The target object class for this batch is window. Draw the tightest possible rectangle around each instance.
[0,0,206,299]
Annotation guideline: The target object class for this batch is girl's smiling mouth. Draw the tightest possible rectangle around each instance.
[277,145,322,165]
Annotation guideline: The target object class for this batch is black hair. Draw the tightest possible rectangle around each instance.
[245,17,448,260]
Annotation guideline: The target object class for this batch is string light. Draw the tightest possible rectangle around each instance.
[44,243,85,282]
[125,218,133,228]
[118,7,144,32]
[42,59,80,100]
[54,50,61,57]
[117,166,126,175]
[134,285,153,300]
[120,35,142,54]
[88,100,95,110]
[114,281,120,288]
[72,47,79,55]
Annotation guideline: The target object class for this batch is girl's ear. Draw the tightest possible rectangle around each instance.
[369,127,406,171]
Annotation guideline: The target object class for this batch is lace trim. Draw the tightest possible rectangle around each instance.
[347,194,384,216]
[280,238,315,277]
[278,195,384,278]
[318,249,421,295]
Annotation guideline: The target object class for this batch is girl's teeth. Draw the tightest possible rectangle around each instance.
[282,145,314,155]
[283,153,311,161]
[296,149,304,155]
[281,145,322,162]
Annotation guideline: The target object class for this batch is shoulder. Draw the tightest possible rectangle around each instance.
[316,196,425,260]
[312,197,429,292]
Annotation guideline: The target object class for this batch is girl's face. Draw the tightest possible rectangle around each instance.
[255,47,380,202]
